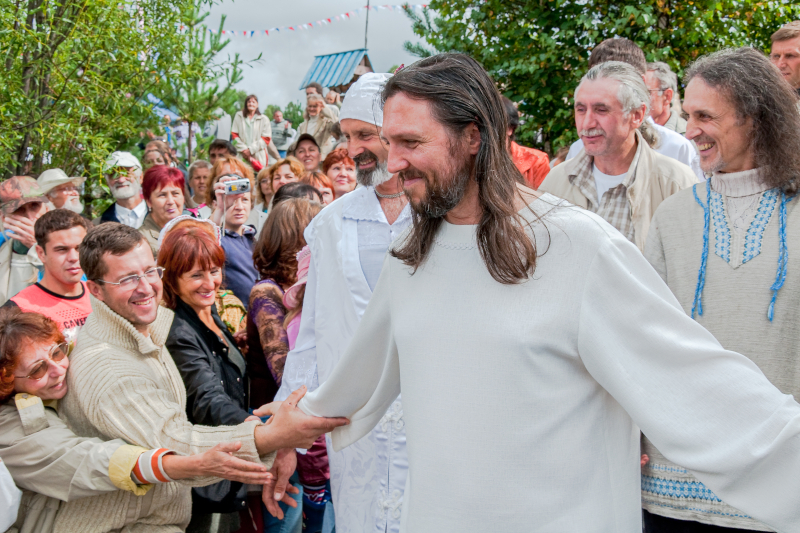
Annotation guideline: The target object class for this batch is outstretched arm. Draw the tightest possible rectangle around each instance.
[577,233,800,532]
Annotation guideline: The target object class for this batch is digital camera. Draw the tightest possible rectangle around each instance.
[224,179,251,195]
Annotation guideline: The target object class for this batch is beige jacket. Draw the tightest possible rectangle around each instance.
[294,106,338,159]
[231,112,272,169]
[0,239,41,305]
[539,132,698,251]
[138,213,161,259]
[0,394,149,533]
[58,296,274,533]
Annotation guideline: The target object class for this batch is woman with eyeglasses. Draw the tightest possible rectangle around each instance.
[0,307,273,533]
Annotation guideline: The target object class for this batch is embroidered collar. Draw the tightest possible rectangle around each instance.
[341,186,411,226]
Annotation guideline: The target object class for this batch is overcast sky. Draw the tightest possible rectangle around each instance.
[205,1,428,109]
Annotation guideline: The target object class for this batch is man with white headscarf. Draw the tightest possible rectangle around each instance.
[273,73,411,533]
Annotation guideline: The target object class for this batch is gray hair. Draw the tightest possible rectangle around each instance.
[685,47,800,194]
[646,61,678,93]
[579,61,660,148]
[307,93,324,104]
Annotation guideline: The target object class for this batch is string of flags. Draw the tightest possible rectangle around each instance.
[196,4,428,37]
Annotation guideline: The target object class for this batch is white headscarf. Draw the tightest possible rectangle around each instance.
[339,73,392,127]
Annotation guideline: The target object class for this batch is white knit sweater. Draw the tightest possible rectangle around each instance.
[57,296,274,533]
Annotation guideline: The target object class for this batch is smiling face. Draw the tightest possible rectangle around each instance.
[383,93,474,218]
[88,242,161,335]
[13,341,70,400]
[574,78,643,158]
[327,161,357,197]
[37,226,87,287]
[770,36,800,90]
[146,184,184,228]
[47,182,82,212]
[271,164,299,193]
[176,261,222,312]
[340,118,391,187]
[296,140,321,171]
[245,97,258,115]
[106,167,142,200]
[306,100,324,117]
[683,77,755,174]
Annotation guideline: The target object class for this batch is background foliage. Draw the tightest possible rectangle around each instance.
[404,0,800,153]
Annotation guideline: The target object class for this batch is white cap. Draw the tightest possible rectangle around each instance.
[103,151,141,172]
[339,73,392,127]
[37,168,85,194]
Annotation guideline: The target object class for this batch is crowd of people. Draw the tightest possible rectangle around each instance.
[2,18,800,533]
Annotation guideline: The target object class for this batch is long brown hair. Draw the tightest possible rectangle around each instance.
[685,48,800,195]
[383,53,538,284]
[253,198,322,287]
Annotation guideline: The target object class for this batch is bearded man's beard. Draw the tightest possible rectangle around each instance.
[111,180,140,200]
[354,150,392,187]
[401,154,473,219]
[63,196,84,214]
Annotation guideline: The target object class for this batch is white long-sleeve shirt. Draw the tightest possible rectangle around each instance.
[278,186,412,533]
[300,193,800,533]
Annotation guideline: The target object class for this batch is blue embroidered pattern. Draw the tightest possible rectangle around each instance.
[743,190,778,264]
[708,190,731,263]
[641,475,722,502]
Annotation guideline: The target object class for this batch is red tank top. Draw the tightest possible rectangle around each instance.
[10,282,93,336]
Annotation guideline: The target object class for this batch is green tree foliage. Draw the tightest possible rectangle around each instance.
[405,1,800,152]
[0,0,193,184]
[283,101,304,127]
[157,10,250,164]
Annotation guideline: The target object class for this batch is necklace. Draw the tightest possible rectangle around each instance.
[374,189,405,199]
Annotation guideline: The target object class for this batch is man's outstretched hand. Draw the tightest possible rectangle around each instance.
[262,448,299,519]
[254,386,349,454]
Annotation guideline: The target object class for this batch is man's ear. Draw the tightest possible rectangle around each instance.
[35,245,45,261]
[468,123,481,156]
[86,280,104,301]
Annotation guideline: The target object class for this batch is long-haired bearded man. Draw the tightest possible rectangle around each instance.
[292,53,800,533]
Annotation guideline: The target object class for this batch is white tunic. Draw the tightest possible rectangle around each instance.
[300,193,800,533]
[277,186,411,533]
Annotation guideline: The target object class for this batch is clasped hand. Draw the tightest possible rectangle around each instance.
[253,386,349,519]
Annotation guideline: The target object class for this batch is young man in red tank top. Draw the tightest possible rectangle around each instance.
[3,209,92,341]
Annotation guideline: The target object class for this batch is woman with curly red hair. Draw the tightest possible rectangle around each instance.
[322,148,357,198]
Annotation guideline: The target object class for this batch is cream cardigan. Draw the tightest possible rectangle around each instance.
[57,296,274,533]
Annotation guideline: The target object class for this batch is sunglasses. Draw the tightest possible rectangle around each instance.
[14,342,71,381]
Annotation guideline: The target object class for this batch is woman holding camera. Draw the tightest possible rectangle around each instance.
[208,158,258,309]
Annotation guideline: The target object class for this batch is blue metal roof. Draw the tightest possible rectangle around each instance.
[299,49,369,90]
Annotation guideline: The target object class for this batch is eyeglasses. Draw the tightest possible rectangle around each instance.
[648,88,665,94]
[54,185,79,194]
[95,266,164,290]
[14,342,71,380]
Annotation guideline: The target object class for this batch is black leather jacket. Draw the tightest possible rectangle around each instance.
[166,298,250,426]
[166,297,250,514]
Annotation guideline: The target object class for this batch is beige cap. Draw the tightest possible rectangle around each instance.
[37,168,86,194]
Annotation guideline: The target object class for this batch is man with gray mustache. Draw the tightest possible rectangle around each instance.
[540,61,696,252]
[274,73,411,533]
